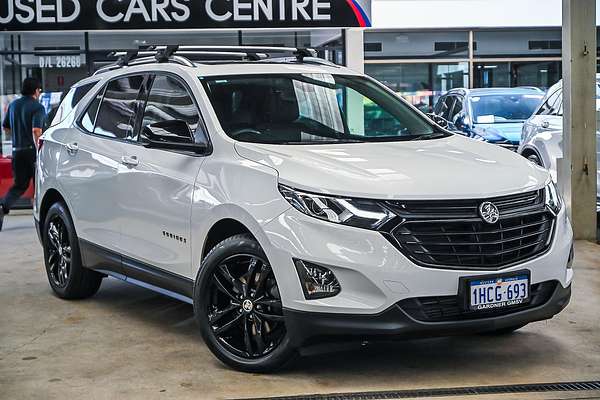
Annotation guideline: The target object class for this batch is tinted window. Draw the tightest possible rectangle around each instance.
[80,87,104,133]
[441,96,456,120]
[94,75,144,140]
[449,96,463,121]
[51,81,98,127]
[141,75,201,142]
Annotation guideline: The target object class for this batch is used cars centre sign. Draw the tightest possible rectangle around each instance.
[0,0,371,31]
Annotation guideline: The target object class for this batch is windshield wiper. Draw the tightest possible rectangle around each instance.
[409,132,451,141]
[278,139,365,145]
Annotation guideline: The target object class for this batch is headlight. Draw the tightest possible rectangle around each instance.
[278,185,395,229]
[544,181,562,215]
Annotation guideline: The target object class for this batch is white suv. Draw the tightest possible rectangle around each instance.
[35,46,573,372]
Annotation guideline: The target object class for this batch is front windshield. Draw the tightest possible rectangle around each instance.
[470,93,543,124]
[201,74,441,144]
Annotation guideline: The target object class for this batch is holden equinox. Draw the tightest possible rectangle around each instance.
[35,46,573,372]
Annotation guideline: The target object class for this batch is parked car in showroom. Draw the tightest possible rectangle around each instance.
[35,46,573,373]
[432,87,544,150]
[519,77,600,213]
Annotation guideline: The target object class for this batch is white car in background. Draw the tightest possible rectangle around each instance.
[518,77,600,212]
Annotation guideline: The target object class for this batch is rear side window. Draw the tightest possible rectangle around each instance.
[80,88,104,133]
[141,75,201,142]
[93,75,145,140]
[50,81,98,127]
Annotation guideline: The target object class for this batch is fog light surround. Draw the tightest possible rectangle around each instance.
[294,259,341,300]
[567,243,574,269]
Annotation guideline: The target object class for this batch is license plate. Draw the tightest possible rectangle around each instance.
[468,274,529,311]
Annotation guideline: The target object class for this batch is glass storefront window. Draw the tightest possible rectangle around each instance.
[365,62,468,113]
[365,31,470,59]
[474,61,561,90]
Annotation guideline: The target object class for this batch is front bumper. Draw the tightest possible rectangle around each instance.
[262,205,573,315]
[284,282,571,348]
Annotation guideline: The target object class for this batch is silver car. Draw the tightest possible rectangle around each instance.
[518,77,600,212]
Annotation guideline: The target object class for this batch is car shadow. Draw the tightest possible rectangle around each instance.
[90,277,570,381]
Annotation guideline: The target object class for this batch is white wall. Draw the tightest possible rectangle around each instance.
[371,0,600,29]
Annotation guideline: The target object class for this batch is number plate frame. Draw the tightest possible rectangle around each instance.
[459,270,531,312]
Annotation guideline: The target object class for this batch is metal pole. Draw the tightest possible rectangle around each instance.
[560,0,597,240]
[468,30,474,88]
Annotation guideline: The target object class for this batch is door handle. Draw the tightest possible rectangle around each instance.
[121,155,139,167]
[65,142,78,155]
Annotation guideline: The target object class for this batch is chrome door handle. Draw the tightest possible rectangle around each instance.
[65,142,78,155]
[121,155,139,167]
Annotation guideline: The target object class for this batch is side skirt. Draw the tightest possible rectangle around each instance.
[79,239,194,304]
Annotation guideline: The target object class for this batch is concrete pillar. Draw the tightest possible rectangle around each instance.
[344,28,364,74]
[560,0,597,240]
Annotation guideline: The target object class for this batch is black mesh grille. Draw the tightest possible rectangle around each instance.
[384,190,555,270]
[398,281,557,322]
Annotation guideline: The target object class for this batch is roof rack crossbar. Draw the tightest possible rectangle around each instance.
[94,45,326,75]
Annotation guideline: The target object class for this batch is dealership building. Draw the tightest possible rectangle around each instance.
[0,0,598,105]
[1,0,600,116]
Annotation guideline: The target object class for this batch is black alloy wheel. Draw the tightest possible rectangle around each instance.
[195,234,296,372]
[208,254,285,358]
[46,216,72,288]
[43,202,103,299]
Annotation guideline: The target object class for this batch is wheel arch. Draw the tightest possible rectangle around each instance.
[520,145,545,167]
[39,188,67,231]
[201,218,257,260]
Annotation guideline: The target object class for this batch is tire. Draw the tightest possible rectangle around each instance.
[525,152,543,167]
[480,324,527,335]
[194,234,297,373]
[42,202,103,299]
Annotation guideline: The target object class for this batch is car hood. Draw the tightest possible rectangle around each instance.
[234,135,549,200]
[473,122,524,143]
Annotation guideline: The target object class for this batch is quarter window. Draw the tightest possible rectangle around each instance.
[141,75,201,142]
[94,75,145,140]
[80,87,104,133]
[51,81,99,128]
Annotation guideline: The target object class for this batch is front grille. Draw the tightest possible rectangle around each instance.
[383,190,555,269]
[398,281,557,322]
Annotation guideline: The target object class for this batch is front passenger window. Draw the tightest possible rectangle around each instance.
[141,75,202,143]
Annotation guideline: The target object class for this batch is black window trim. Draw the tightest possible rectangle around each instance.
[76,72,148,144]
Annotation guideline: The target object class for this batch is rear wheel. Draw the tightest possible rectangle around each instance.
[194,234,296,372]
[43,202,103,299]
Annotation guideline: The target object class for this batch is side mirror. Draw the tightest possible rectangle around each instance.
[143,120,208,154]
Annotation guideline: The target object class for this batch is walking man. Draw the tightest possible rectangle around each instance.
[0,78,46,231]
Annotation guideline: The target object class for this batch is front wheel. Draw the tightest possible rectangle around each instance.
[194,234,297,372]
